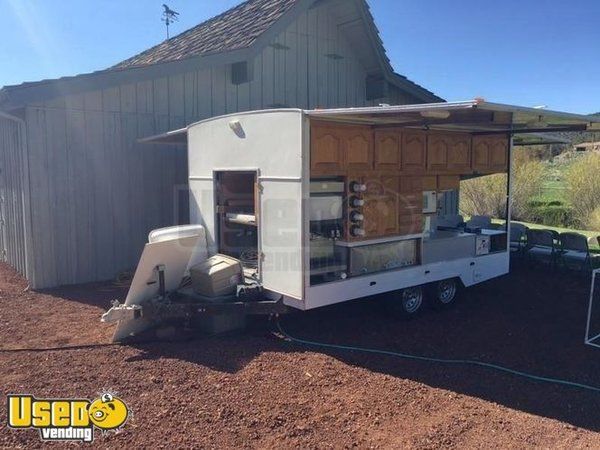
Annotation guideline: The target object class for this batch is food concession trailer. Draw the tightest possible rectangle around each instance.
[102,100,600,341]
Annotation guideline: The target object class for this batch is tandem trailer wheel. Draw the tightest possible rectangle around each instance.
[428,278,461,310]
[383,285,425,318]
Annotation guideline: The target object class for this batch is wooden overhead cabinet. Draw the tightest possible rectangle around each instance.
[374,130,401,170]
[427,133,450,171]
[427,132,471,173]
[401,131,427,173]
[489,136,509,172]
[311,124,345,173]
[311,123,373,173]
[447,134,472,172]
[345,126,374,171]
[472,135,509,173]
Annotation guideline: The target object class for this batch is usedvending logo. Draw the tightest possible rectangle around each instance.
[7,393,129,443]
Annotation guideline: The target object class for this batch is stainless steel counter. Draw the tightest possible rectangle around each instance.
[422,230,477,264]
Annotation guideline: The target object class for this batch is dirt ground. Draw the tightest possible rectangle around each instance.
[1,260,599,449]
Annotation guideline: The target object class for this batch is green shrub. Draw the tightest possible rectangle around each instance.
[587,207,600,232]
[460,157,544,221]
[565,153,600,229]
[529,203,574,228]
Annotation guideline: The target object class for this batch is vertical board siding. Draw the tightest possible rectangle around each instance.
[252,2,371,110]
[14,1,417,288]
[0,116,29,277]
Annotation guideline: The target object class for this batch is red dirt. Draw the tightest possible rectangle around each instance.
[1,261,599,448]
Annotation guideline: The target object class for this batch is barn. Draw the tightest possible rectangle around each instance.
[0,0,441,289]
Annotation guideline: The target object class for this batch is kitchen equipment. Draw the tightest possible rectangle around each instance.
[349,240,418,276]
[310,235,335,260]
[190,254,243,297]
[309,196,343,221]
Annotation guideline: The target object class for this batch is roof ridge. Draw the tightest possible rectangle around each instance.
[112,0,255,69]
[112,0,299,70]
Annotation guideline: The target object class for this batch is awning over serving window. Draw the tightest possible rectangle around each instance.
[138,100,600,145]
[306,99,600,135]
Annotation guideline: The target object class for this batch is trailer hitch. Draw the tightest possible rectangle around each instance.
[101,300,142,324]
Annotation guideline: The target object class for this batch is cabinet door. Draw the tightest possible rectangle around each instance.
[378,194,399,235]
[447,134,472,172]
[472,136,491,172]
[427,134,449,171]
[398,189,422,235]
[438,175,460,191]
[362,194,399,238]
[374,130,401,170]
[345,127,373,170]
[399,176,423,193]
[422,176,437,191]
[362,195,380,238]
[402,131,427,173]
[489,136,509,172]
[398,214,423,235]
[311,125,344,173]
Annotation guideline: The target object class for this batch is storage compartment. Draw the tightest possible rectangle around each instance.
[215,171,258,260]
[349,239,418,276]
[190,254,243,297]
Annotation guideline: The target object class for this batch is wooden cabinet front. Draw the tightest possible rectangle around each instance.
[402,131,427,173]
[361,177,399,238]
[311,124,344,173]
[311,123,374,173]
[345,127,374,171]
[374,130,401,170]
[472,135,508,173]
[447,134,472,172]
[438,175,460,191]
[427,134,450,171]
[489,136,509,172]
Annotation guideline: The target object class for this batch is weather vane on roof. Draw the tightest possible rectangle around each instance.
[162,4,179,39]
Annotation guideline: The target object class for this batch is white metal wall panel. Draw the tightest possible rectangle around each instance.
[0,115,30,278]
[260,180,304,299]
[188,110,303,179]
[188,111,305,298]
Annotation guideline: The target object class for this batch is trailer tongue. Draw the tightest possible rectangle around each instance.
[102,225,285,342]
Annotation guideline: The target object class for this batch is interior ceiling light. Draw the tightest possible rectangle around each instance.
[420,110,450,119]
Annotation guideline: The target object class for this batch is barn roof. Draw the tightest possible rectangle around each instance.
[0,0,442,110]
[113,0,298,69]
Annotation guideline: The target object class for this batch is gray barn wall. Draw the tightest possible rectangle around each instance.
[0,115,31,279]
[19,1,416,289]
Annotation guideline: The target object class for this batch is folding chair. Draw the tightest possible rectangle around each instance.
[509,223,528,256]
[525,229,560,267]
[560,232,593,272]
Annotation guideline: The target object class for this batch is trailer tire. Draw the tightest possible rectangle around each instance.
[429,278,460,309]
[383,286,424,318]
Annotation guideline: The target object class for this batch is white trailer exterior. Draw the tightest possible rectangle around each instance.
[182,101,600,311]
[102,100,600,341]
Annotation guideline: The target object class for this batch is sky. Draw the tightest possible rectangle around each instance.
[0,0,598,114]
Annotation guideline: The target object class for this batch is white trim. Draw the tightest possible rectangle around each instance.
[585,269,600,346]
[334,234,423,248]
[303,252,510,310]
[258,176,302,182]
